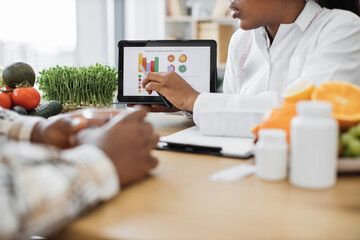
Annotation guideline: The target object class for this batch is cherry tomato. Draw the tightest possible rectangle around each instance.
[11,87,41,110]
[0,91,12,109]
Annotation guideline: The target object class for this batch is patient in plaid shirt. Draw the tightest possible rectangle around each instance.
[0,107,159,240]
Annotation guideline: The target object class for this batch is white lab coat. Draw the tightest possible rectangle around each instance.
[193,0,360,138]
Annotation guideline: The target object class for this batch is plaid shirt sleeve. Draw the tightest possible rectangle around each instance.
[0,108,120,239]
[0,143,120,240]
[0,107,44,141]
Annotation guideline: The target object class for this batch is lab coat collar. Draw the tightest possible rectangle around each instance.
[294,0,322,31]
[254,28,271,62]
[252,0,321,61]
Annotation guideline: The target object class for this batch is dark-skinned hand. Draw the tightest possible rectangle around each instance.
[141,71,200,112]
[31,109,123,149]
[74,109,159,187]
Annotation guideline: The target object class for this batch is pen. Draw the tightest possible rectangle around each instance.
[139,64,173,109]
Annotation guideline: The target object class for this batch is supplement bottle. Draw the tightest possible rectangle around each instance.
[255,129,288,181]
[290,101,338,189]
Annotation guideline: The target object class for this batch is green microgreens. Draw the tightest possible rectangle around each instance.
[37,63,118,107]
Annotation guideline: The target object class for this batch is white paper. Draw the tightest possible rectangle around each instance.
[159,126,255,157]
[209,164,256,183]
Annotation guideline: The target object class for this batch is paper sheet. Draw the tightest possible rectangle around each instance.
[159,126,255,158]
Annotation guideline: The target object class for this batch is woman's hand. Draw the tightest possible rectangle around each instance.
[142,71,200,112]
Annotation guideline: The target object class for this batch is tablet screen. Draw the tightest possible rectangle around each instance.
[123,46,211,96]
[118,40,217,104]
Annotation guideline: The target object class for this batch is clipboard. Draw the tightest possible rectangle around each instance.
[157,126,254,159]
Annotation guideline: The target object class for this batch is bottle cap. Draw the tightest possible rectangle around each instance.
[297,101,333,117]
[258,129,287,144]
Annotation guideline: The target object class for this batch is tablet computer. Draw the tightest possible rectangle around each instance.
[117,40,217,104]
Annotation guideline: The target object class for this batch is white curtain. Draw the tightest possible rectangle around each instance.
[124,0,166,40]
[76,0,116,66]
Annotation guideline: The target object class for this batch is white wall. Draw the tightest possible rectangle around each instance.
[124,0,166,40]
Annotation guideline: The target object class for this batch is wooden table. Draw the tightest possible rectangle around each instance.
[56,113,360,240]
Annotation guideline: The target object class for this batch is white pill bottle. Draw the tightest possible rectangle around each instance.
[255,129,288,181]
[290,101,338,189]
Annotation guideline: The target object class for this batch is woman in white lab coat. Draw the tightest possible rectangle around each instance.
[139,0,360,137]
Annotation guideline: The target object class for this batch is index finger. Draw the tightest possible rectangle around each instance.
[142,72,164,89]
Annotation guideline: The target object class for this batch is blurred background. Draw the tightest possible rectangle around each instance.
[0,0,238,79]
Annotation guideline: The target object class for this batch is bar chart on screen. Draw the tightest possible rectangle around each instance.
[138,54,160,73]
[123,46,210,96]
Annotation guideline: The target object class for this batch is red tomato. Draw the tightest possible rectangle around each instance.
[0,92,12,109]
[1,87,14,107]
[11,87,41,110]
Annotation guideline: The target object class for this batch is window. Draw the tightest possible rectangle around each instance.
[0,0,77,73]
[0,0,167,73]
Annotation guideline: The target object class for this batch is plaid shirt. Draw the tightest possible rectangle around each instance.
[0,108,119,240]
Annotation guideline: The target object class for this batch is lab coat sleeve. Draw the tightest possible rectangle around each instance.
[193,91,280,138]
[293,11,360,86]
[193,29,280,138]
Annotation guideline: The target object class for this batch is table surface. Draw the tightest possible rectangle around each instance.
[56,113,360,240]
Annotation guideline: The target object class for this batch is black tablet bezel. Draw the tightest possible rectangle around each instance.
[117,40,217,104]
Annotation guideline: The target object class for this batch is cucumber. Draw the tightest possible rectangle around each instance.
[29,100,62,118]
[12,106,28,115]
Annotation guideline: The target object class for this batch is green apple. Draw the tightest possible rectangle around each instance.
[348,139,360,156]
[340,132,355,147]
[354,123,360,138]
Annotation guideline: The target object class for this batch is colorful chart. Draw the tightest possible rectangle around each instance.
[135,51,190,93]
[123,46,211,97]
[138,53,159,72]
[167,64,175,72]
[178,65,187,73]
[179,54,187,63]
[137,53,161,93]
[168,54,175,62]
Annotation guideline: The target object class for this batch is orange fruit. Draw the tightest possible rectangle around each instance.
[311,81,360,130]
[282,81,315,102]
[251,102,297,143]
